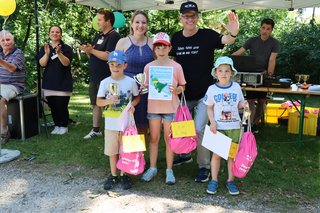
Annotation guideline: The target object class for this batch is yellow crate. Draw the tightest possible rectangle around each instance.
[265,103,289,124]
[288,108,319,136]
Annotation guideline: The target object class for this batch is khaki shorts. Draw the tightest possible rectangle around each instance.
[104,129,122,156]
[0,84,19,101]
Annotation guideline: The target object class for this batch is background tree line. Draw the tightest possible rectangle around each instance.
[1,0,319,92]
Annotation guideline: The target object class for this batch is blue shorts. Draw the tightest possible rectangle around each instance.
[147,113,175,121]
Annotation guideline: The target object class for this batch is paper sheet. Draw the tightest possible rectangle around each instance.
[202,125,232,160]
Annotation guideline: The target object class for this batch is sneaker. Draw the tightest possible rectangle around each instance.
[226,181,240,195]
[194,168,210,183]
[103,175,118,190]
[141,167,157,182]
[51,126,60,134]
[120,175,132,190]
[165,169,176,185]
[0,131,10,144]
[173,154,193,166]
[83,129,102,139]
[207,180,218,194]
[57,127,68,135]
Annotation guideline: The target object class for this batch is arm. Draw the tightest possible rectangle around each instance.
[96,96,118,107]
[128,95,141,113]
[39,44,50,67]
[221,12,239,45]
[207,104,217,134]
[0,59,17,72]
[267,52,278,77]
[56,44,71,67]
[232,47,246,56]
[170,85,185,95]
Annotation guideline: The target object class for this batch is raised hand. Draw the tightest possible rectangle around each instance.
[44,43,50,55]
[223,12,239,36]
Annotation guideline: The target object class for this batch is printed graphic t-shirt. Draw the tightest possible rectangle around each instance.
[97,76,139,130]
[203,82,244,130]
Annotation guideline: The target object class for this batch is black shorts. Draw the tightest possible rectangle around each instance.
[89,82,100,105]
[245,91,267,99]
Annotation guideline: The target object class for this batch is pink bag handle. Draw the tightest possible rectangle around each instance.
[239,108,252,143]
[128,113,136,127]
[178,91,188,121]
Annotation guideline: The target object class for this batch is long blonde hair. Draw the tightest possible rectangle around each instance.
[130,10,149,35]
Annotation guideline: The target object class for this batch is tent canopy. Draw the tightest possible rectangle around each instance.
[64,0,320,11]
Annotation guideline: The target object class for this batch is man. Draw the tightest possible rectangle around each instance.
[232,18,280,133]
[170,1,239,182]
[0,30,25,144]
[79,9,120,139]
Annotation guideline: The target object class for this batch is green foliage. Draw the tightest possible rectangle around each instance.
[277,23,320,83]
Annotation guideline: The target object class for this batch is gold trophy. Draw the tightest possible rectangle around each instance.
[134,73,148,94]
[301,74,309,85]
[108,82,119,99]
[295,74,302,85]
[242,109,251,125]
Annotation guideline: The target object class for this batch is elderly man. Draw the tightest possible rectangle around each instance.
[0,30,25,144]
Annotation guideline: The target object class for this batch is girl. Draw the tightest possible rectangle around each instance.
[141,32,186,185]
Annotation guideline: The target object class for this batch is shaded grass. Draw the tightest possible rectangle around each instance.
[3,84,320,211]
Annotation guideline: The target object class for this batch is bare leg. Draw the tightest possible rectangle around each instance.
[109,154,118,176]
[0,98,8,133]
[227,157,235,181]
[92,105,102,129]
[254,98,267,125]
[148,118,162,168]
[210,153,221,181]
[163,120,173,169]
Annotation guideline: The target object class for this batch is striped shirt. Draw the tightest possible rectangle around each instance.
[0,47,25,93]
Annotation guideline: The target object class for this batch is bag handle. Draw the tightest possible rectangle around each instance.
[178,91,188,121]
[129,113,136,127]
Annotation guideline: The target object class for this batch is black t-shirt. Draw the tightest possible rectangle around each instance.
[89,29,120,84]
[243,36,280,71]
[38,41,74,92]
[171,29,224,101]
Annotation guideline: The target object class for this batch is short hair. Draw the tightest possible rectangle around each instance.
[261,18,275,28]
[98,9,115,26]
[49,25,62,34]
[130,10,149,35]
[0,30,14,39]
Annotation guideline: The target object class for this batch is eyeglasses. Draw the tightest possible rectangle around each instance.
[181,14,197,20]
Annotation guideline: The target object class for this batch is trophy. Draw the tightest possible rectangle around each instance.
[242,109,251,125]
[301,74,309,85]
[108,82,119,97]
[295,74,302,85]
[133,73,148,94]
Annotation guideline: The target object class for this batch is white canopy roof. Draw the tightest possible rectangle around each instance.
[64,0,320,11]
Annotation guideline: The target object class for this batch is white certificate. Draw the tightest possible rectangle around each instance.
[148,66,173,100]
[202,125,232,160]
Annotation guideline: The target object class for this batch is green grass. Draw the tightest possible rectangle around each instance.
[3,84,320,210]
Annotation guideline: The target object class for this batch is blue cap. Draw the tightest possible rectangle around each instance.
[211,56,238,79]
[108,50,127,64]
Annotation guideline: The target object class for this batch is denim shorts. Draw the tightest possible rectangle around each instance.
[147,113,175,121]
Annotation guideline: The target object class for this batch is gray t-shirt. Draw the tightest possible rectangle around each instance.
[243,36,280,71]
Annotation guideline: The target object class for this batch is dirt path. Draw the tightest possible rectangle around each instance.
[0,160,318,213]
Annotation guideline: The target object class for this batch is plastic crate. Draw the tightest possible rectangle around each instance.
[265,103,289,124]
[288,108,319,136]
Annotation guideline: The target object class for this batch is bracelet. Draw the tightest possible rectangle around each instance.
[230,34,237,38]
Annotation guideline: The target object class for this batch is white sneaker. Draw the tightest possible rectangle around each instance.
[51,126,60,134]
[83,129,102,139]
[57,127,68,135]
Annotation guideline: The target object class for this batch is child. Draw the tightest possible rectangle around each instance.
[141,32,186,185]
[203,56,248,195]
[96,50,140,190]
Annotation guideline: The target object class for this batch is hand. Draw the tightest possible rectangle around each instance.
[222,12,239,36]
[240,100,249,109]
[55,44,62,55]
[128,106,135,113]
[44,43,50,55]
[169,85,182,95]
[209,122,217,134]
[79,44,93,53]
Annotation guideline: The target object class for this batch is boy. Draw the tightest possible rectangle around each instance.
[97,50,140,190]
[203,56,248,195]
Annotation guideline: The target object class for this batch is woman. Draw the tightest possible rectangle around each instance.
[38,25,73,135]
[116,11,153,137]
